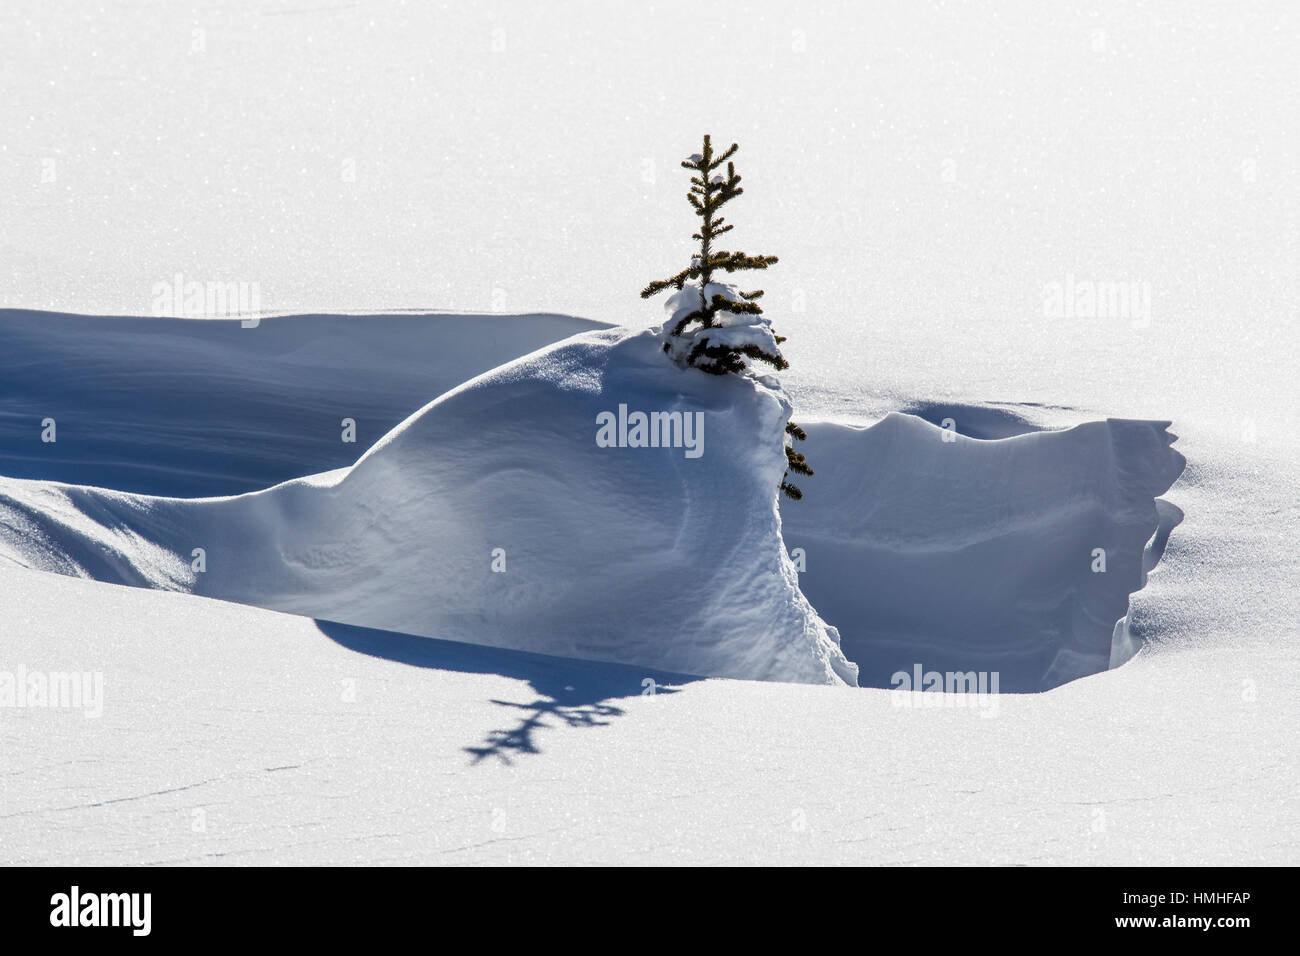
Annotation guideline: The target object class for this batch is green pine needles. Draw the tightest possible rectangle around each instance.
[641,133,812,501]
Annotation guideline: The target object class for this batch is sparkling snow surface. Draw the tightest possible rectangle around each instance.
[1,1,1296,864]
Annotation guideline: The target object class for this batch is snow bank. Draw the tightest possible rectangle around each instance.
[0,309,607,496]
[782,414,1186,691]
[0,310,1185,691]
[0,325,856,686]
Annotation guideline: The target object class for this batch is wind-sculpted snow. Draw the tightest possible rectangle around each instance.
[782,414,1185,691]
[0,309,608,496]
[0,313,1185,689]
[0,325,857,686]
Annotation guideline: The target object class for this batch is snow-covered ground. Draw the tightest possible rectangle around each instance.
[1,0,1296,865]
[2,306,1292,866]
[2,560,1295,866]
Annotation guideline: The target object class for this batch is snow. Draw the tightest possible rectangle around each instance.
[783,414,1185,691]
[2,308,1294,865]
[659,280,787,371]
[0,306,1185,694]
[1,0,1296,865]
[0,321,856,686]
[0,309,607,496]
[2,562,1295,866]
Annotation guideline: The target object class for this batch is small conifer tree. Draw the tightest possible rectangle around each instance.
[641,133,812,500]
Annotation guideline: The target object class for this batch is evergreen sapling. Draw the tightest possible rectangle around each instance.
[641,134,812,500]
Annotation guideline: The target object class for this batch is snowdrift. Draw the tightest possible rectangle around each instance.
[0,309,607,496]
[0,312,1185,690]
[0,325,857,686]
[783,414,1185,691]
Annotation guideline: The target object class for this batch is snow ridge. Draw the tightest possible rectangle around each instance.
[0,312,1184,691]
[0,324,858,686]
[783,414,1186,691]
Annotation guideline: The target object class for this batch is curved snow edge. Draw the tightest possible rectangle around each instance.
[782,413,1186,691]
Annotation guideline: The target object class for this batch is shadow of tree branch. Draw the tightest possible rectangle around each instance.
[465,698,626,765]
[316,618,697,763]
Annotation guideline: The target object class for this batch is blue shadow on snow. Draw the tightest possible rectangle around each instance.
[316,618,699,765]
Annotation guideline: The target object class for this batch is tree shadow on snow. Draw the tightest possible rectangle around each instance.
[315,619,698,765]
